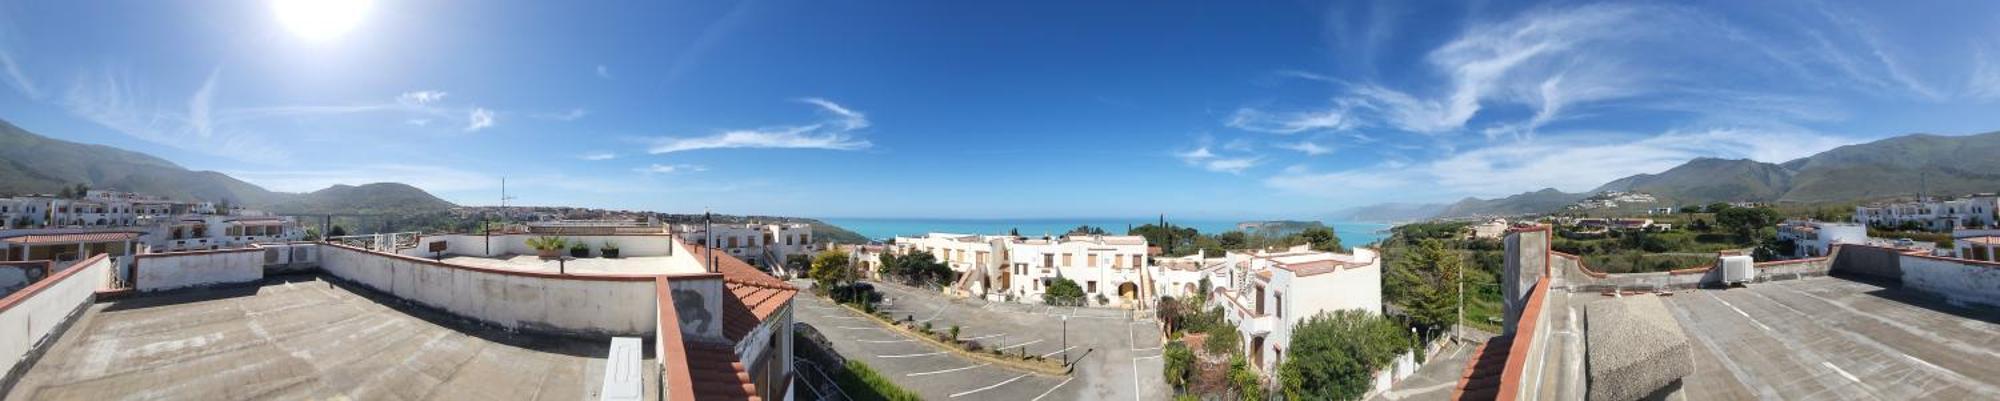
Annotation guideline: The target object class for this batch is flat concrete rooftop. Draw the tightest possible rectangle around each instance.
[5,275,656,401]
[1653,276,1999,400]
[441,254,701,275]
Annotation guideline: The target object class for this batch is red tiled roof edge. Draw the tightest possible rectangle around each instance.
[0,254,107,314]
[656,277,700,401]
[1494,277,1551,401]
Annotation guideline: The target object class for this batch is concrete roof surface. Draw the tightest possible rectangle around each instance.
[5,276,654,401]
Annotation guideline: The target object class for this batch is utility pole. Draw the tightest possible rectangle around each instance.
[1456,239,1464,343]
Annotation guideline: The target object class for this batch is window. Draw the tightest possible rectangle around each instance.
[728,237,738,248]
[1062,253,1072,266]
[1043,253,1054,267]
[1132,255,1143,268]
[1087,280,1097,293]
[1274,292,1283,319]
[1114,254,1124,269]
[1255,285,1265,315]
[1087,253,1097,267]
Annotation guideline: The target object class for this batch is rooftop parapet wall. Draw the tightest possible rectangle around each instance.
[317,243,663,337]
[1549,250,1832,292]
[0,255,108,395]
[133,246,263,292]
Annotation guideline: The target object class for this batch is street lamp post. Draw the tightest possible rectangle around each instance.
[1062,315,1069,365]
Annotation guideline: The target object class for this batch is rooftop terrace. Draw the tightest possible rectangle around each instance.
[4,275,656,401]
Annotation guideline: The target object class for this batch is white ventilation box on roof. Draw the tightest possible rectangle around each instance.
[1720,255,1754,285]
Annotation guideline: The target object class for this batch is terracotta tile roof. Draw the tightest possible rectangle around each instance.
[683,342,761,401]
[1453,334,1515,401]
[3,232,141,246]
[685,242,798,342]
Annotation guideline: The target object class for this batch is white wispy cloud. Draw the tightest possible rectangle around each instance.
[634,163,707,174]
[1263,127,1859,201]
[1278,141,1333,156]
[0,48,36,99]
[61,66,291,163]
[1175,146,1260,174]
[595,65,611,79]
[397,90,448,106]
[465,107,494,132]
[647,98,873,154]
[531,108,588,121]
[581,152,617,161]
[1227,105,1356,134]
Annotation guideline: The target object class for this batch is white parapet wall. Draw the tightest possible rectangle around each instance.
[134,247,265,292]
[1899,254,2000,308]
[402,234,684,259]
[318,243,661,337]
[1,255,109,390]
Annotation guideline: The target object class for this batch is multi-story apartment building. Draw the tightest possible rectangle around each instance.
[1211,245,1382,375]
[892,232,1153,307]
[1776,220,1870,258]
[678,222,817,269]
[1853,195,2000,232]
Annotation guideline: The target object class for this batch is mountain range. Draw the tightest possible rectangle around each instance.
[1339,131,2000,221]
[0,119,456,215]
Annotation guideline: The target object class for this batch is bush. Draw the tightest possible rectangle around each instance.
[1205,327,1241,356]
[949,325,961,341]
[1044,278,1086,306]
[1164,341,1194,389]
[840,360,924,401]
[1278,310,1412,401]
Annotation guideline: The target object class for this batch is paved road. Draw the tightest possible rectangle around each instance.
[792,280,1170,400]
[1368,341,1475,401]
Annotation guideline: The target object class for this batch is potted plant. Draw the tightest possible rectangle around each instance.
[569,241,590,258]
[526,236,567,259]
[601,241,621,259]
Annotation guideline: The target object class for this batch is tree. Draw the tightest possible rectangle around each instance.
[57,186,73,199]
[1279,309,1413,401]
[1229,354,1264,401]
[810,250,856,297]
[785,254,813,274]
[1204,324,1241,356]
[1009,227,1021,237]
[1300,226,1343,252]
[1387,239,1463,330]
[1157,296,1184,334]
[1069,225,1107,235]
[1217,231,1248,249]
[328,225,349,237]
[1164,341,1194,389]
[1044,277,1086,306]
[1705,202,1733,213]
[1716,207,1784,241]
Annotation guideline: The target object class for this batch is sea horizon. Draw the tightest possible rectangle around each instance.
[819,217,1392,246]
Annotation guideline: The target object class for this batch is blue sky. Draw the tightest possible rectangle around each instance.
[2,1,1998,219]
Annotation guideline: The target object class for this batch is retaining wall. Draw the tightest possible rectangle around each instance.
[134,247,264,292]
[0,255,108,394]
[317,243,662,337]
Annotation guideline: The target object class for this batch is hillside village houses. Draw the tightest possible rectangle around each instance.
[1852,194,2000,231]
[0,190,303,266]
[890,232,1153,306]
[1203,245,1388,377]
[676,222,819,271]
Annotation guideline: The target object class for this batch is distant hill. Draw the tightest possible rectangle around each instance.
[0,118,455,215]
[269,183,457,215]
[1349,130,2000,219]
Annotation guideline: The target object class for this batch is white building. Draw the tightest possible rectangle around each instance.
[1469,218,1510,239]
[1776,221,1869,259]
[892,233,1153,307]
[1212,245,1383,375]
[678,223,818,269]
[1853,195,2000,232]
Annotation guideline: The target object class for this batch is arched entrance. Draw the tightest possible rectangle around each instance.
[1118,282,1139,302]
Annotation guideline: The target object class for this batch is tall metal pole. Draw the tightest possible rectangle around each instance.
[1061,315,1069,365]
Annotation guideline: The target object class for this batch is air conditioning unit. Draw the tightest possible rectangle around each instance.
[1720,255,1755,285]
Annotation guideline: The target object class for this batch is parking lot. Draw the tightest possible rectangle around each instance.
[792,280,1169,400]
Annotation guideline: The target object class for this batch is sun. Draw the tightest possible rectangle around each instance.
[271,0,373,42]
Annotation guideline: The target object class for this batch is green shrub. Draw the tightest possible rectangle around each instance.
[840,360,924,401]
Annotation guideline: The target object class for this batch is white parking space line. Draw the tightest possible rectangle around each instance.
[824,316,866,320]
[950,373,1030,398]
[920,304,951,323]
[908,363,990,377]
[880,351,948,359]
[837,326,882,330]
[995,339,1044,350]
[1706,291,1774,333]
[961,333,1003,341]
[1032,377,1075,401]
[1822,361,1862,384]
[1133,354,1162,361]
[856,338,913,344]
[1039,346,1077,358]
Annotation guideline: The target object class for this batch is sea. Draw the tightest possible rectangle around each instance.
[819,217,1392,246]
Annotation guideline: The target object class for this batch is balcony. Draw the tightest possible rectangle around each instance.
[1244,313,1278,336]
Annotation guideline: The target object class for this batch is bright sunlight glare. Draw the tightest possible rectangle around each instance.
[271,0,372,42]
